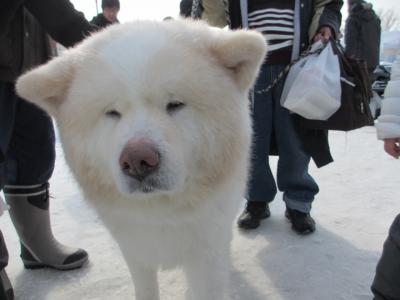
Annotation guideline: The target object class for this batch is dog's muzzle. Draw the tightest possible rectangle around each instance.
[119,138,161,182]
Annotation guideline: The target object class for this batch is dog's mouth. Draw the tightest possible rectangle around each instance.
[120,174,172,195]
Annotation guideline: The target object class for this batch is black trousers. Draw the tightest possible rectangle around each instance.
[0,80,56,270]
[0,81,55,187]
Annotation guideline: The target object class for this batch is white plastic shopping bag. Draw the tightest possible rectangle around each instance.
[281,41,342,120]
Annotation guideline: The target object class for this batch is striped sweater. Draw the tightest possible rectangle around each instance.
[248,0,295,64]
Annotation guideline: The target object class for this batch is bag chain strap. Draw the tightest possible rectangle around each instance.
[254,44,325,95]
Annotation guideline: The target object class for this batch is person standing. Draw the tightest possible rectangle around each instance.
[222,0,342,234]
[0,1,97,299]
[372,58,400,300]
[91,0,120,28]
[345,0,381,80]
[180,0,204,19]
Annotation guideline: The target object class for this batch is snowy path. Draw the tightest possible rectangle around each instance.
[1,126,399,300]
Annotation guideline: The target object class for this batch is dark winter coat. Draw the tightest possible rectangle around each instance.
[180,0,204,18]
[0,0,95,82]
[226,0,343,167]
[371,214,400,300]
[0,0,95,161]
[345,1,381,75]
[90,13,119,28]
[180,0,195,17]
[0,10,53,163]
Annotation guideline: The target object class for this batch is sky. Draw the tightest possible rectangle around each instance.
[71,0,400,23]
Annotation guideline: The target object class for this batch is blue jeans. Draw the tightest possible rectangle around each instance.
[0,82,55,189]
[247,64,319,213]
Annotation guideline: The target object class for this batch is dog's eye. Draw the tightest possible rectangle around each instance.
[166,101,185,115]
[105,110,122,119]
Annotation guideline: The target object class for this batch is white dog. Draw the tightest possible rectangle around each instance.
[16,20,266,299]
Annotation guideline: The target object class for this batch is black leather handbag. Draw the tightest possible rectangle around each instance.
[292,40,374,131]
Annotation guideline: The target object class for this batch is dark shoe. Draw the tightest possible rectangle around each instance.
[238,202,271,230]
[0,269,14,300]
[285,207,316,235]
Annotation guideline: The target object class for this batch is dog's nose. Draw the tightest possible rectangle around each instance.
[119,139,160,181]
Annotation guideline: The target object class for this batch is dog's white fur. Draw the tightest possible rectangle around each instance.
[16,20,266,300]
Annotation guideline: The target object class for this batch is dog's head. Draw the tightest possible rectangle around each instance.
[16,20,266,198]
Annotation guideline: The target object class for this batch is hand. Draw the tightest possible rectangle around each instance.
[384,138,400,159]
[313,26,333,43]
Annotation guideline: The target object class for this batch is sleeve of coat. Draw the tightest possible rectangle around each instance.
[24,0,96,47]
[344,16,359,58]
[309,0,343,40]
[376,61,400,140]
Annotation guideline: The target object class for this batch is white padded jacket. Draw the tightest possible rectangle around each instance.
[376,58,400,140]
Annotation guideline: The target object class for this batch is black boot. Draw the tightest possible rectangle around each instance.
[237,201,270,230]
[3,183,88,270]
[0,269,13,300]
[0,230,13,300]
[285,207,316,235]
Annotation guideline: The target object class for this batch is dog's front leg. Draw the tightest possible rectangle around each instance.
[184,253,230,300]
[130,263,160,300]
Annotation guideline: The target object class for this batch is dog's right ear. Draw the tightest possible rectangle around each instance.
[210,29,267,92]
[16,53,75,116]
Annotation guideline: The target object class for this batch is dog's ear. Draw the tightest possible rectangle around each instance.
[210,29,267,92]
[16,52,75,116]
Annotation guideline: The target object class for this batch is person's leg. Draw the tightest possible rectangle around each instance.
[238,64,276,229]
[0,81,15,300]
[371,214,400,300]
[0,82,16,163]
[0,166,9,274]
[0,82,14,299]
[0,230,13,300]
[0,193,13,300]
[272,65,319,234]
[3,91,88,270]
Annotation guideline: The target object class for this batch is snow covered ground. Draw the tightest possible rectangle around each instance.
[1,125,399,300]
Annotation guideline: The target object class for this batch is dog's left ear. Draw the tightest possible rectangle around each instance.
[210,29,267,92]
[16,51,76,116]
